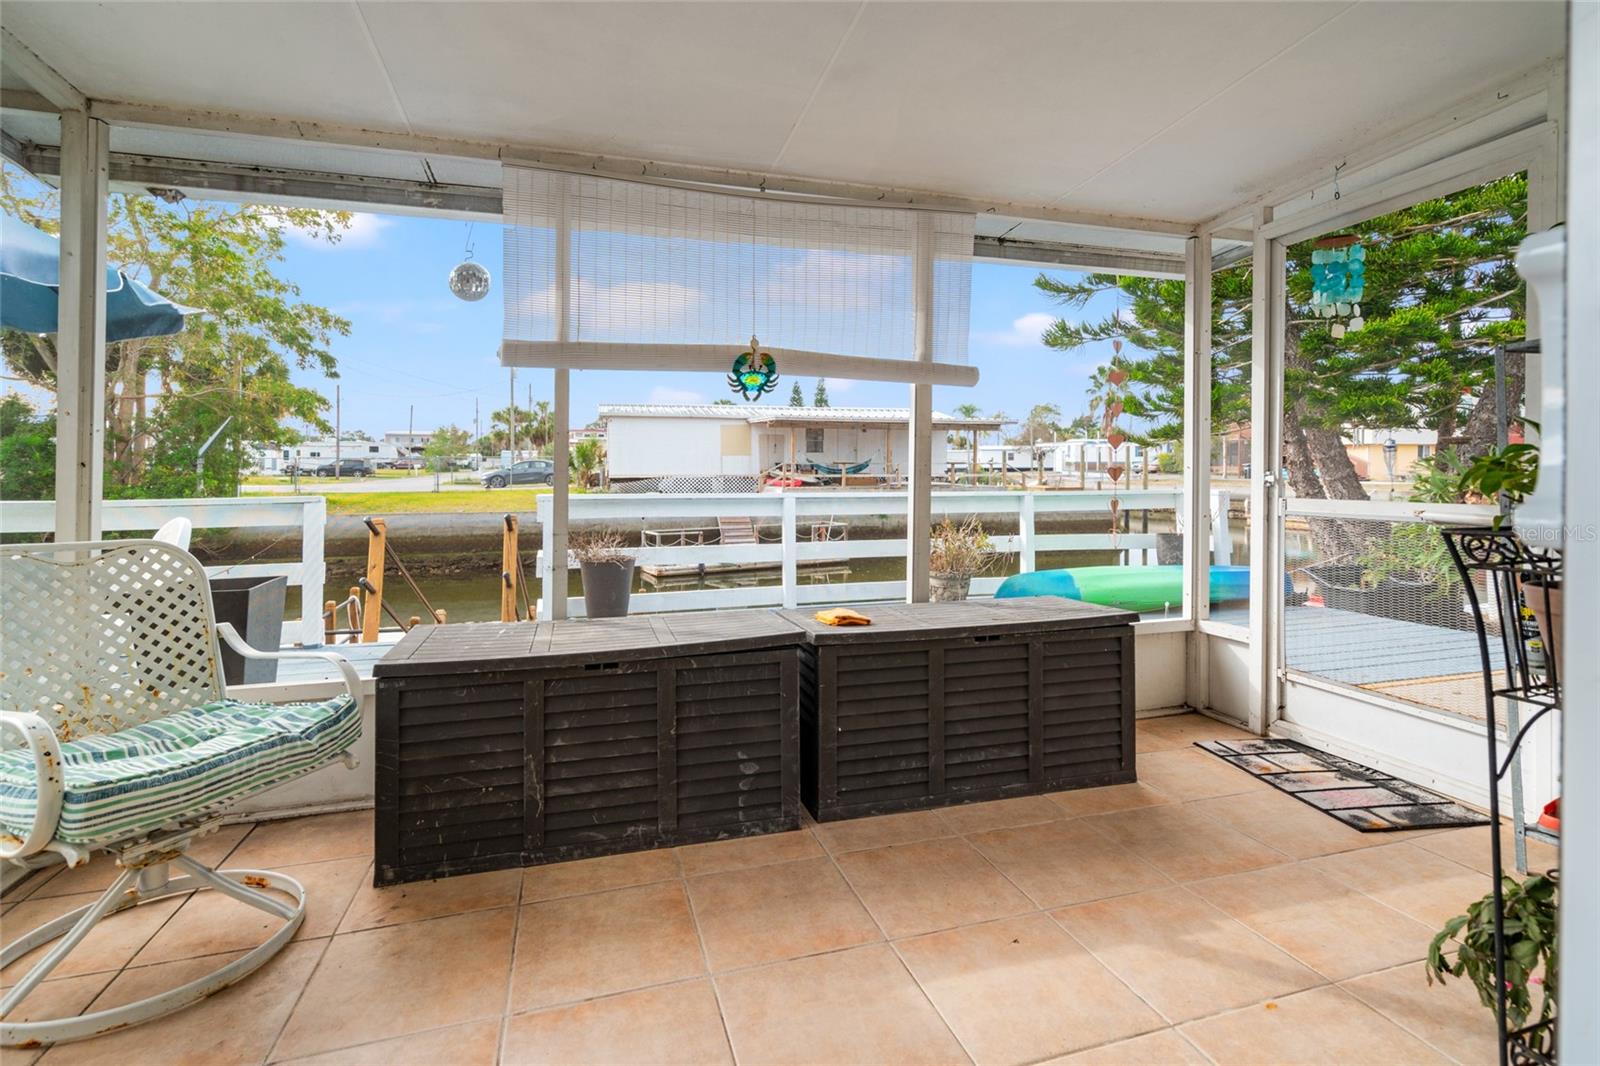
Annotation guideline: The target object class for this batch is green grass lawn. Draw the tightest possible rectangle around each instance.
[314,488,554,514]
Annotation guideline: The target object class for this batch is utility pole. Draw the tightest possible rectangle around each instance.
[335,384,341,480]
[528,382,534,454]
[409,403,414,438]
[474,397,480,445]
[509,368,517,462]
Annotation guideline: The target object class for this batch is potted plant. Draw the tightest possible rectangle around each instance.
[1456,441,1561,666]
[1427,872,1557,1031]
[1354,522,1468,629]
[571,529,636,619]
[929,517,994,602]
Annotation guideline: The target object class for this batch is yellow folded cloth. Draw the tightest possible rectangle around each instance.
[814,607,872,627]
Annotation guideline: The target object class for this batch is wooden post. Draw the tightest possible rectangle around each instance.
[323,600,337,645]
[502,514,519,623]
[54,111,110,542]
[433,608,448,624]
[361,517,386,644]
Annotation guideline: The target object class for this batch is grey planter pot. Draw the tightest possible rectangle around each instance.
[209,575,288,685]
[929,572,971,602]
[581,559,636,618]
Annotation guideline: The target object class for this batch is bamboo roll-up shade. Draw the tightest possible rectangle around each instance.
[501,164,975,383]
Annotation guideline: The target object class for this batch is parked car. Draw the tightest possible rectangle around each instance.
[481,459,554,488]
[314,458,374,477]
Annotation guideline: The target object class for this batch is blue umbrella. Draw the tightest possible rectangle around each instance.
[1,213,197,342]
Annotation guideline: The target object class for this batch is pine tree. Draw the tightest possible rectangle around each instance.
[789,381,805,406]
[813,379,830,407]
[1034,175,1528,506]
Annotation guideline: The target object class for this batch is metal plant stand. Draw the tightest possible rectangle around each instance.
[1442,527,1561,1066]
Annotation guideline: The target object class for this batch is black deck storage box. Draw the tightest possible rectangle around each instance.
[373,611,804,885]
[781,597,1137,822]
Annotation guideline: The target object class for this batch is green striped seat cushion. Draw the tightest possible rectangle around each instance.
[0,695,360,846]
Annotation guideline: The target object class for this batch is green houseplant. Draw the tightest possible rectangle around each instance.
[1427,871,1558,1029]
[1456,440,1561,671]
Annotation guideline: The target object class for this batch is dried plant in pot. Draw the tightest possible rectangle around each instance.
[929,517,995,602]
[571,529,636,619]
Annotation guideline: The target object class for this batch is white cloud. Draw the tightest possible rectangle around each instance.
[977,311,1059,348]
[647,385,710,405]
[279,211,393,250]
[821,376,856,394]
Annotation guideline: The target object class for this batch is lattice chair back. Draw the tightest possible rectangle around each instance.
[0,540,224,743]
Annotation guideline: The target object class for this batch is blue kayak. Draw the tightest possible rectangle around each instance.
[995,565,1252,612]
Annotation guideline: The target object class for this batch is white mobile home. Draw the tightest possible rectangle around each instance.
[245,438,407,474]
[599,405,1002,483]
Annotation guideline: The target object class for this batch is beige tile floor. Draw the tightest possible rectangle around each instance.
[1,714,1543,1066]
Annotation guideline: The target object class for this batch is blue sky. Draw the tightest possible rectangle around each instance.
[272,210,1130,437]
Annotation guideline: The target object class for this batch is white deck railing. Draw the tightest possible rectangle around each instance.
[1,496,328,648]
[537,489,1210,618]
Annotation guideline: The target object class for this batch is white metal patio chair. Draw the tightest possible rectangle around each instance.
[0,539,363,1047]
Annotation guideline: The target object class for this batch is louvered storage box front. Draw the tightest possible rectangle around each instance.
[787,597,1136,822]
[375,613,802,885]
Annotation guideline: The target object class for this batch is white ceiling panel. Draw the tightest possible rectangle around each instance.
[1066,1,1566,220]
[1,2,405,129]
[0,0,1566,228]
[361,1,858,167]
[774,1,1347,207]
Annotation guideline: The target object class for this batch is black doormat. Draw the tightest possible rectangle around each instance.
[1194,739,1491,832]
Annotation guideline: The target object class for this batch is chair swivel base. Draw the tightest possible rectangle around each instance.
[0,856,306,1048]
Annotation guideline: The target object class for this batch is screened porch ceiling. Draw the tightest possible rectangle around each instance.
[0,1,1565,266]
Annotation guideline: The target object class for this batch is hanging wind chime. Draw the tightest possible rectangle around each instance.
[1310,235,1366,338]
[1309,165,1365,338]
[448,223,491,302]
[1101,341,1129,549]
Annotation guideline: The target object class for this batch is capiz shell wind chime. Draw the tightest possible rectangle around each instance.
[1310,234,1365,338]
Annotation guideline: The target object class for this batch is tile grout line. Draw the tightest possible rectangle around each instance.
[676,844,741,1066]
[258,833,372,1065]
[495,866,528,1066]
[817,826,977,1066]
[51,822,263,1030]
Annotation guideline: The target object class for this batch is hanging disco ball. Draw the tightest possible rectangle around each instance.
[449,259,491,302]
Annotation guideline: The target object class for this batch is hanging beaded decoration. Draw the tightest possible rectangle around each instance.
[728,335,780,401]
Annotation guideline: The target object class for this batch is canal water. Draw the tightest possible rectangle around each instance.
[285,526,1313,626]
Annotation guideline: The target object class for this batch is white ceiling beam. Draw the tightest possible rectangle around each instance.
[973,236,1183,279]
[13,136,1200,271]
[0,87,58,114]
[0,28,86,113]
[85,97,1197,236]
[1198,58,1560,234]
[17,142,502,217]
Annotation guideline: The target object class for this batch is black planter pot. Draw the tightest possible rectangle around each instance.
[581,560,636,618]
[209,575,288,685]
